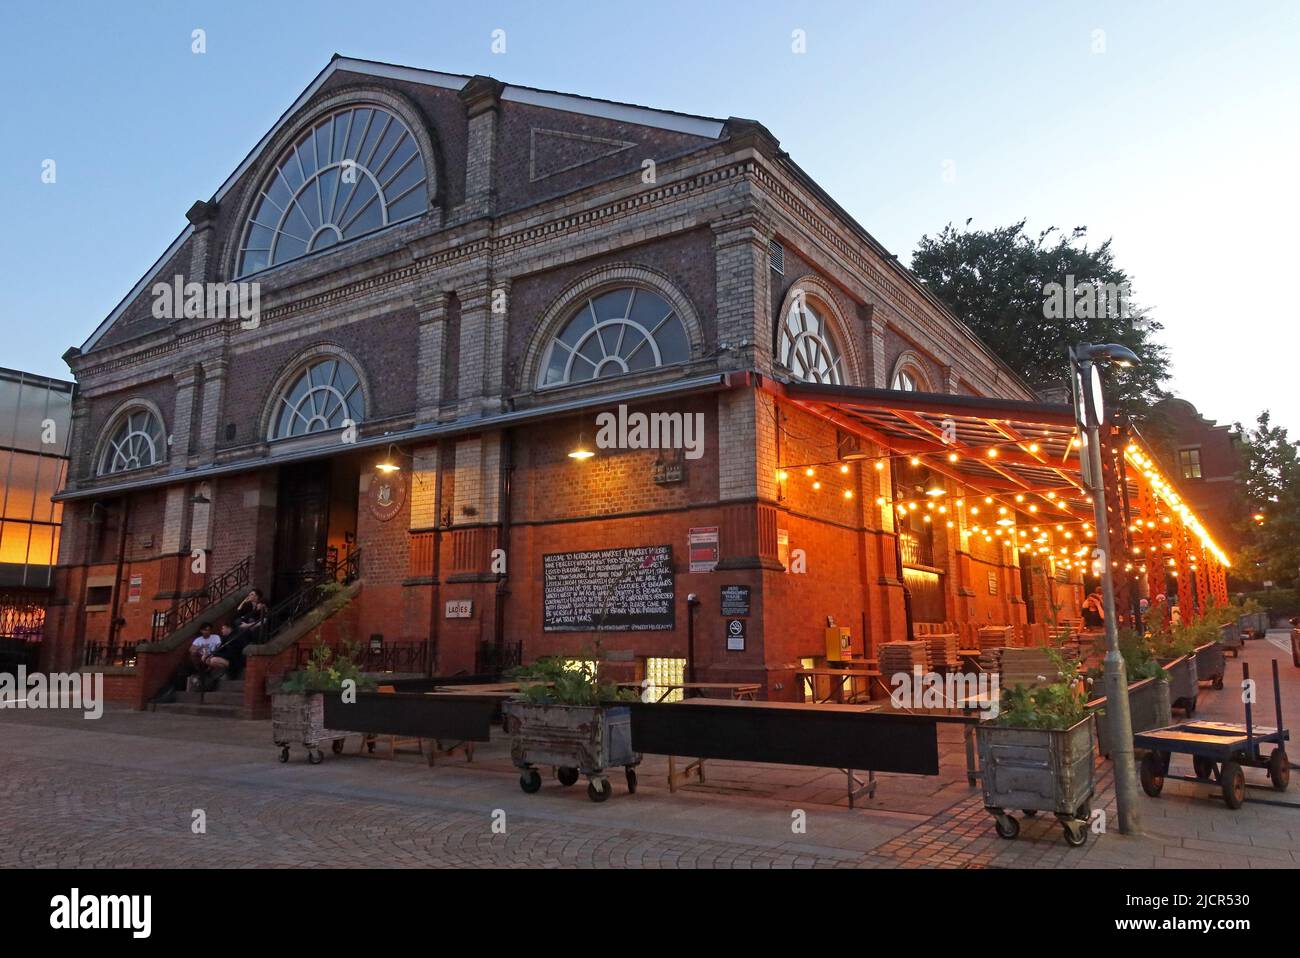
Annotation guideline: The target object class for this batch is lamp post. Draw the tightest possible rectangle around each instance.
[1070,342,1142,835]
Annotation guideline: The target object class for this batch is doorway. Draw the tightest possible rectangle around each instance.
[272,458,359,601]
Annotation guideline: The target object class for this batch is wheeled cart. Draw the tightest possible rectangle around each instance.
[504,702,641,802]
[1136,660,1290,809]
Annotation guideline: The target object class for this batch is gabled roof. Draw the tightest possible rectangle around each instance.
[76,55,727,355]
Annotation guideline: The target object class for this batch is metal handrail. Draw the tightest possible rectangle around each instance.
[257,549,362,648]
[150,555,252,642]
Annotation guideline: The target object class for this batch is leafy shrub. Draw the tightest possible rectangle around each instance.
[279,639,375,693]
[994,649,1089,730]
[508,655,638,707]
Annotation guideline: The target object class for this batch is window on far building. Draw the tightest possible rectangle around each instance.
[892,367,921,391]
[269,358,364,440]
[1178,447,1203,479]
[538,287,690,387]
[97,408,165,476]
[236,105,428,277]
[777,293,845,384]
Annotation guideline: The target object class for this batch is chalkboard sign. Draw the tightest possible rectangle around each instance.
[543,545,675,632]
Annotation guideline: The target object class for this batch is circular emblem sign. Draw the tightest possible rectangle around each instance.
[368,470,407,522]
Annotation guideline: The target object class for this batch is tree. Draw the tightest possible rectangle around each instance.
[910,220,1170,425]
[1235,412,1300,588]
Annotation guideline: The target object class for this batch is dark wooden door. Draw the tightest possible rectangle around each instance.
[273,462,331,601]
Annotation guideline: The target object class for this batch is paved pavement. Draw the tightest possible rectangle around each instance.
[1,636,1298,869]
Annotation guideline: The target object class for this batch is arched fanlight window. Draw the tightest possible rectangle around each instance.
[269,358,364,440]
[537,287,690,387]
[236,105,428,277]
[892,368,919,391]
[98,408,165,475]
[777,293,845,384]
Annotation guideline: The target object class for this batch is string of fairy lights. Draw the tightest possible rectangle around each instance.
[773,431,1230,579]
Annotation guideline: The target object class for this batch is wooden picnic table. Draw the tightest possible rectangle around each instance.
[796,668,882,704]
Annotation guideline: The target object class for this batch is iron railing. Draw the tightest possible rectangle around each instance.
[475,640,522,676]
[150,555,252,641]
[82,640,139,668]
[259,549,362,649]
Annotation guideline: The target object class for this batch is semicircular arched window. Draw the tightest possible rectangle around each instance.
[269,358,365,440]
[537,287,691,387]
[98,408,166,476]
[236,105,428,277]
[892,365,926,391]
[777,294,845,384]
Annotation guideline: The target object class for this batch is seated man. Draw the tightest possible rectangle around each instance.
[185,622,228,690]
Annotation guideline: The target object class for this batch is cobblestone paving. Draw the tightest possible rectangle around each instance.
[2,638,1297,869]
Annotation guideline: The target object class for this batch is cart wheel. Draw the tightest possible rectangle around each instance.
[1220,761,1246,809]
[556,766,580,787]
[1212,675,1224,691]
[308,748,324,765]
[1268,749,1290,791]
[625,767,638,793]
[1062,820,1088,848]
[1021,809,1038,818]
[366,740,376,754]
[1140,752,1165,797]
[993,813,1019,839]
[1193,756,1215,780]
[1075,801,1091,821]
[331,739,345,755]
[587,778,612,803]
[519,769,542,793]
[278,747,290,763]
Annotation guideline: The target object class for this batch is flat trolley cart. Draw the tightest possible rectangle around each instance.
[1135,659,1290,809]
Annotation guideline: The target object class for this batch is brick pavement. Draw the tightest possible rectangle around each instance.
[1,636,1297,869]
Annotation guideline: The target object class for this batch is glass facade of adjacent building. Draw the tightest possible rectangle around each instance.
[0,368,73,638]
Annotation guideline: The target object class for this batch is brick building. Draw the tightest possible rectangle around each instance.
[1153,398,1247,562]
[44,55,1170,711]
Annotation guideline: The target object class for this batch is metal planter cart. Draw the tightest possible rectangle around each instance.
[1219,622,1244,658]
[1091,676,1168,757]
[1194,641,1226,690]
[1136,660,1290,809]
[1160,654,1199,715]
[503,701,641,802]
[272,691,349,764]
[977,714,1096,847]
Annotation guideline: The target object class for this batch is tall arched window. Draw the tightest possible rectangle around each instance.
[537,287,690,387]
[269,357,364,440]
[777,293,845,384]
[236,105,428,277]
[98,408,165,475]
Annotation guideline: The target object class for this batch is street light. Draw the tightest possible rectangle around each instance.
[1070,341,1142,835]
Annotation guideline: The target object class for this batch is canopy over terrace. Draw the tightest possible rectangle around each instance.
[763,378,1230,629]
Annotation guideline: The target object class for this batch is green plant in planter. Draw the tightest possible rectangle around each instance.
[994,650,1089,730]
[1116,628,1167,681]
[508,654,639,707]
[279,639,376,693]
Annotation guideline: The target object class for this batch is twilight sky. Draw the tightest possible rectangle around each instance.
[1,0,1296,433]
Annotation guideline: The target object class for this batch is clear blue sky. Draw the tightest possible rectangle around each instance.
[2,1,1297,432]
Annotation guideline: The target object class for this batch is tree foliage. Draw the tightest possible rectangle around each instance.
[910,220,1170,424]
[1235,412,1300,588]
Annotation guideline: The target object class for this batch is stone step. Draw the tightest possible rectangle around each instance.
[170,687,244,706]
[153,702,244,719]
